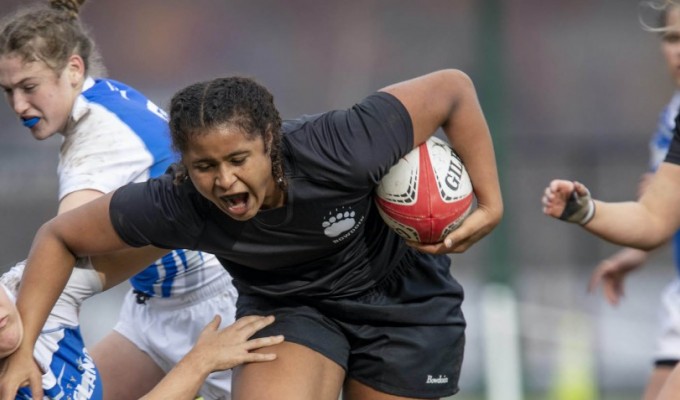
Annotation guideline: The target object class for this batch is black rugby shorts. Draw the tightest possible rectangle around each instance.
[235,251,466,398]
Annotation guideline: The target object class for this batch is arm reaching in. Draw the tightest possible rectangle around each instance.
[141,315,284,400]
[541,164,680,251]
[588,248,649,306]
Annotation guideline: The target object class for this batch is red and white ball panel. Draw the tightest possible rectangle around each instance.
[375,136,474,244]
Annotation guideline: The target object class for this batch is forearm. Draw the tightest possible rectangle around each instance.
[584,200,672,250]
[441,72,503,222]
[606,247,649,267]
[444,113,502,219]
[140,352,211,400]
[17,223,76,345]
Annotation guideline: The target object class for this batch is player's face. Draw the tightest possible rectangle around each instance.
[183,125,284,221]
[662,6,680,88]
[0,286,22,359]
[0,54,82,140]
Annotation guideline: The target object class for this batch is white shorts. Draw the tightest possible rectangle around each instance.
[654,279,680,365]
[114,273,238,400]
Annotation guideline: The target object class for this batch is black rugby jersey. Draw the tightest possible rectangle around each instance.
[667,112,680,165]
[110,92,433,298]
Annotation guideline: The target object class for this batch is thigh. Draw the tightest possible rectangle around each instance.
[90,331,165,400]
[644,365,674,400]
[657,364,680,400]
[232,341,345,400]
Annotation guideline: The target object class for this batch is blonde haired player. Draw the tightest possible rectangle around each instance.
[0,1,238,398]
[585,2,680,399]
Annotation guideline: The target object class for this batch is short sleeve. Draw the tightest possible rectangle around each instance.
[109,170,206,250]
[283,92,413,188]
[58,103,155,200]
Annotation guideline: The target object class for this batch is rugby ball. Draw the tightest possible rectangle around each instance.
[375,136,474,244]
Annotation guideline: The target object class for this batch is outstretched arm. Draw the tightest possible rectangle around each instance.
[141,315,284,400]
[381,69,503,254]
[542,161,680,250]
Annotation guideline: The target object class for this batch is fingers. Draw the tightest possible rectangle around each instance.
[244,335,285,351]
[231,315,276,337]
[205,315,222,331]
[572,181,589,196]
[603,280,622,306]
[587,268,603,294]
[424,206,497,254]
[587,260,624,306]
[30,374,43,400]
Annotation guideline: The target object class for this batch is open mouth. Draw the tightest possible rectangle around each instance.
[221,193,249,214]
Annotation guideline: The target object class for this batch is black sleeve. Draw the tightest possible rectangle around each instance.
[109,171,206,250]
[667,113,680,165]
[284,92,413,188]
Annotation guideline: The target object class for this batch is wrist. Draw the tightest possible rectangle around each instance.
[579,199,596,225]
[559,187,595,225]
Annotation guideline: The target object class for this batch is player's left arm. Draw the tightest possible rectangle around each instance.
[380,69,503,254]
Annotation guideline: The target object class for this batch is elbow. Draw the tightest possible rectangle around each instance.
[34,217,76,258]
[436,69,475,93]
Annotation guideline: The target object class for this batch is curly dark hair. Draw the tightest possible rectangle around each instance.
[0,0,105,76]
[169,76,286,190]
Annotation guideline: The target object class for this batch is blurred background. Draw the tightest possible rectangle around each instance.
[0,0,674,399]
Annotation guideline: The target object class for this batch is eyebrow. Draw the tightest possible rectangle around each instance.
[191,150,251,163]
[0,77,36,90]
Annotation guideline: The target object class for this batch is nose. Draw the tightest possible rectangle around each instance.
[215,165,237,190]
[10,91,29,115]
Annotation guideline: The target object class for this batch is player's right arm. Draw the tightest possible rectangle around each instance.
[542,161,680,250]
[0,192,136,400]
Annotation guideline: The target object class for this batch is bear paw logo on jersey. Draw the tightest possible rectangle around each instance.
[322,208,357,238]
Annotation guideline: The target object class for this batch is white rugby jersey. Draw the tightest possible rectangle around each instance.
[58,77,229,297]
[650,91,680,276]
[1,262,103,399]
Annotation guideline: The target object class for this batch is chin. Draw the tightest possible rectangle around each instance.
[31,130,56,141]
[227,210,256,222]
[0,337,21,358]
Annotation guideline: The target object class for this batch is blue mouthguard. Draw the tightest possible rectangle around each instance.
[22,117,40,128]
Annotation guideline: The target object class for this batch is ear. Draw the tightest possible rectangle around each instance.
[264,130,274,155]
[65,54,86,87]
